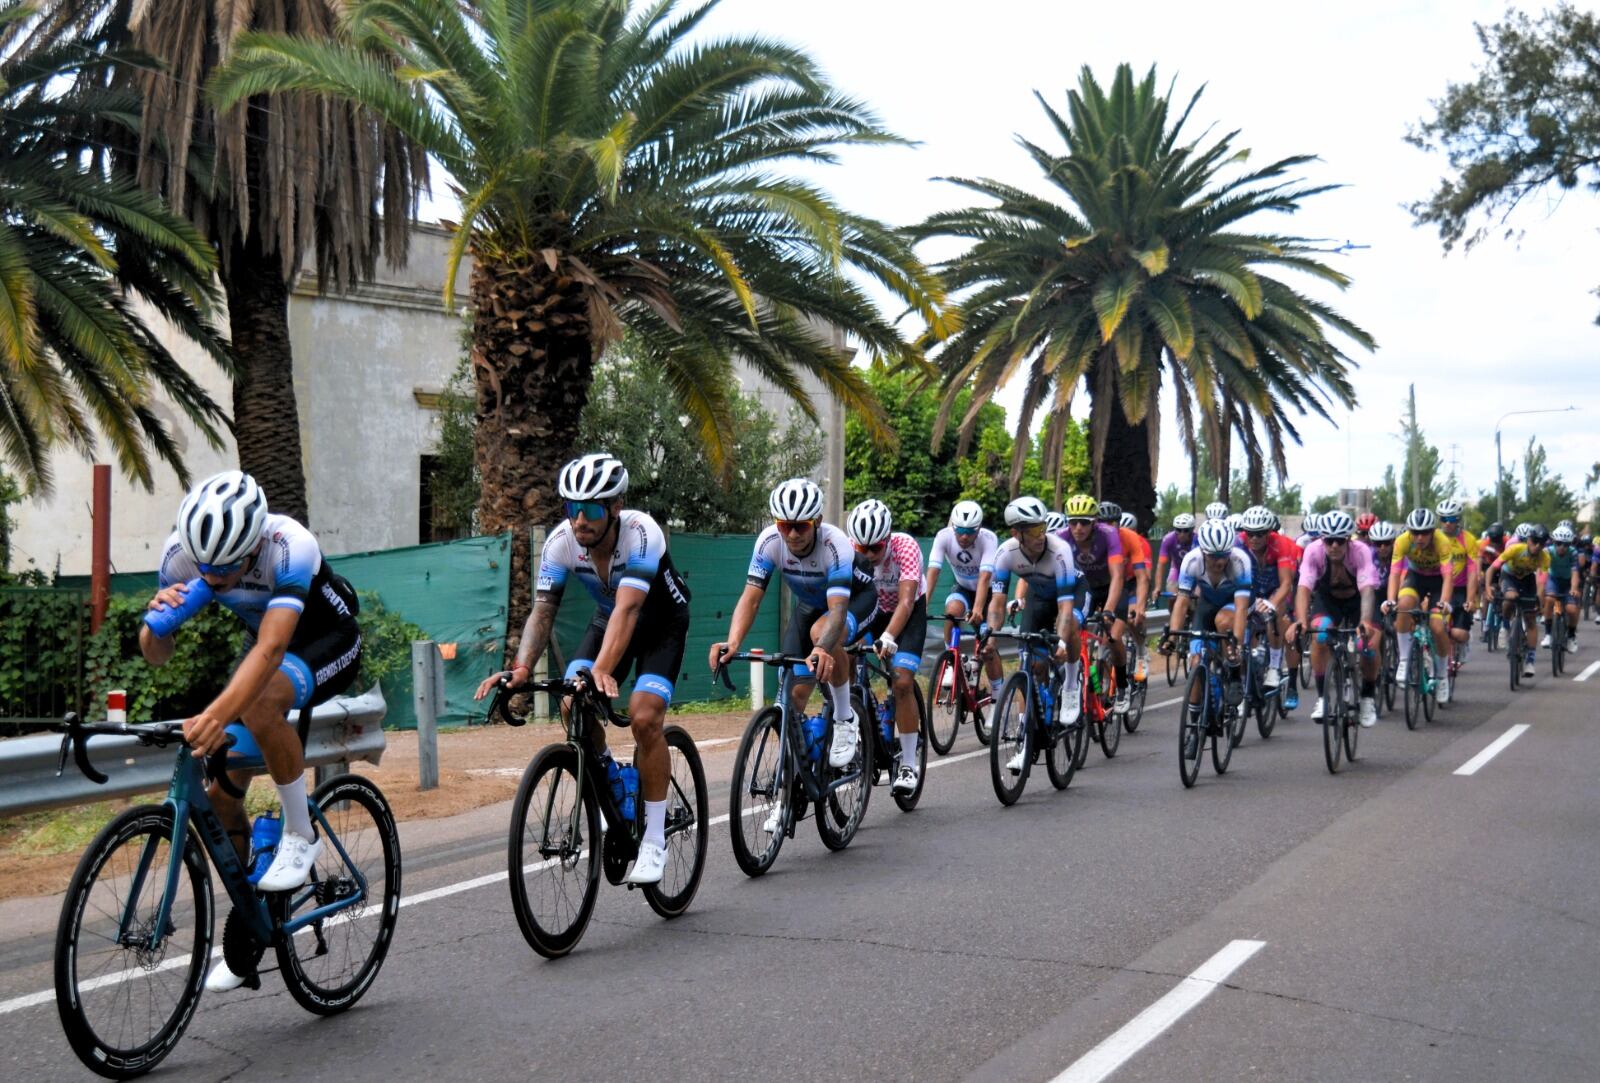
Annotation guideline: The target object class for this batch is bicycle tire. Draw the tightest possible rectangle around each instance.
[1323,658,1345,774]
[275,774,401,1014]
[892,683,929,812]
[817,699,872,849]
[1165,649,1179,686]
[1099,688,1122,758]
[989,673,1032,805]
[1508,615,1523,691]
[1403,641,1422,730]
[643,726,710,918]
[507,744,600,958]
[1044,714,1078,790]
[1552,613,1566,677]
[55,804,211,1080]
[1298,639,1314,688]
[1341,666,1360,763]
[924,652,961,756]
[1179,663,1206,788]
[1124,673,1147,733]
[1210,701,1235,775]
[1422,653,1438,723]
[729,706,788,877]
[1382,630,1399,711]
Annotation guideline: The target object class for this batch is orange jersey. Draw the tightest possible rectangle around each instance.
[1114,527,1151,569]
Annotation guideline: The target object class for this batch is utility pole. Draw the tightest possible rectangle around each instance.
[1407,384,1422,510]
[1447,443,1462,496]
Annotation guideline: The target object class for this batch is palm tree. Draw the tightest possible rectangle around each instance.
[915,64,1374,525]
[0,2,232,493]
[210,0,943,635]
[29,0,427,523]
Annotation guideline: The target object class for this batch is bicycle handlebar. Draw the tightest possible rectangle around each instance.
[487,672,628,728]
[53,714,237,790]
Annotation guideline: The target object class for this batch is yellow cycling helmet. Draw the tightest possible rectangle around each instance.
[1064,494,1098,519]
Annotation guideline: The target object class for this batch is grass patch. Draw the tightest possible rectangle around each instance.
[669,695,752,717]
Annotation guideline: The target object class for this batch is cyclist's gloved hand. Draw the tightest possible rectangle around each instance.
[876,631,898,658]
[977,621,991,639]
[1380,599,1397,614]
[1006,598,1024,616]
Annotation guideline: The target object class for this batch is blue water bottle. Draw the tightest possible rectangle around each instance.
[143,578,215,638]
[803,714,827,763]
[876,697,894,744]
[604,754,625,811]
[617,765,639,822]
[247,813,281,884]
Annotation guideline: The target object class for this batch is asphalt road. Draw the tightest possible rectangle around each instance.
[3,641,1598,1082]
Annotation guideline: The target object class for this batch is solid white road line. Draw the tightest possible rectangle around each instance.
[2,696,1192,1018]
[1574,660,1600,682]
[1050,939,1267,1083]
[1453,724,1531,777]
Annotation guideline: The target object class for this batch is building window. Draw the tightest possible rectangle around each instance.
[419,455,466,543]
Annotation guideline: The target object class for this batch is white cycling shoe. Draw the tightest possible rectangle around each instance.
[761,802,784,835]
[204,960,247,993]
[1395,660,1409,684]
[624,842,667,885]
[827,716,859,768]
[1437,680,1451,705]
[257,831,321,892]
[1566,637,1578,654]
[892,764,920,794]
[1540,633,1552,648]
[1264,667,1281,689]
[1358,697,1377,727]
[1004,749,1026,774]
[1310,697,1327,721]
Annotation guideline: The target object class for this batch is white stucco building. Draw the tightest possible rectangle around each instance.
[9,224,847,577]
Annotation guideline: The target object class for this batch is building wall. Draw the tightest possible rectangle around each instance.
[9,224,847,576]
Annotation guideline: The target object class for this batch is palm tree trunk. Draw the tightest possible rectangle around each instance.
[224,233,309,524]
[469,257,595,664]
[1088,357,1158,528]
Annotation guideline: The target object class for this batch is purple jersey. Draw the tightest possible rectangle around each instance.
[1055,522,1123,585]
[1158,530,1196,579]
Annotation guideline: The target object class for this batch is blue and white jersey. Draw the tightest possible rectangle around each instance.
[928,526,998,591]
[536,510,689,622]
[992,534,1079,603]
[746,522,858,610]
[158,514,355,638]
[1176,546,1254,608]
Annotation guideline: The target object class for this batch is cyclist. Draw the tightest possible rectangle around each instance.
[1204,501,1230,523]
[1161,519,1251,706]
[1287,510,1382,727]
[475,453,689,886]
[1058,494,1129,705]
[848,498,929,794]
[1046,510,1069,533]
[1487,524,1551,678]
[987,496,1082,772]
[1098,500,1149,704]
[1385,508,1459,704]
[926,500,1004,705]
[1368,521,1399,594]
[1239,505,1298,696]
[1543,525,1581,654]
[1355,512,1378,545]
[709,478,873,791]
[1477,522,1508,626]
[145,471,363,992]
[1155,512,1197,598]
[1119,510,1155,682]
[1436,499,1479,667]
[1296,512,1322,551]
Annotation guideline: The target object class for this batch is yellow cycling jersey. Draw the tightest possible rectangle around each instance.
[1440,528,1478,586]
[1497,542,1551,579]
[1391,530,1463,577]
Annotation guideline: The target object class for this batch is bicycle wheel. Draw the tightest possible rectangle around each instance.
[1165,649,1179,686]
[1298,639,1314,688]
[817,699,872,849]
[1124,672,1147,733]
[729,707,788,877]
[1341,667,1360,763]
[1323,658,1345,774]
[924,651,962,756]
[55,805,211,1080]
[1382,630,1398,711]
[1044,712,1078,790]
[989,673,1032,805]
[893,684,929,812]
[1422,648,1438,724]
[275,774,401,1014]
[1179,664,1206,788]
[1210,701,1235,775]
[1403,643,1422,731]
[1552,614,1566,677]
[643,726,709,918]
[1099,693,1122,757]
[1508,616,1523,691]
[507,744,600,957]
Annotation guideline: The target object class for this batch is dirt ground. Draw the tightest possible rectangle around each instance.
[0,711,751,902]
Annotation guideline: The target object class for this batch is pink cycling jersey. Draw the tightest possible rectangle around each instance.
[1298,538,1380,593]
[866,532,926,614]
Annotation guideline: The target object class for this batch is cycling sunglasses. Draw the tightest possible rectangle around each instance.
[1440,516,1461,524]
[1066,517,1095,526]
[1324,536,1350,546]
[565,499,608,521]
[854,540,887,556]
[774,519,814,535]
[1245,529,1272,538]
[197,559,244,576]
[1408,528,1434,537]
[953,526,978,537]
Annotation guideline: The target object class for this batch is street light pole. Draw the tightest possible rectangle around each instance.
[1494,406,1579,522]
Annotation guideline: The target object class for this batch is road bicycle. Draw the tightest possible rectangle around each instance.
[1075,611,1124,765]
[1378,611,1399,715]
[1320,624,1365,774]
[849,638,928,811]
[1242,610,1286,739]
[1580,572,1597,623]
[925,622,992,753]
[52,711,400,1079]
[1480,591,1503,652]
[1550,604,1568,677]
[987,628,1085,805]
[1160,595,1191,687]
[1296,626,1315,690]
[719,651,872,875]
[1500,589,1537,692]
[489,674,708,958]
[1120,625,1149,733]
[1400,601,1442,729]
[1163,629,1239,788]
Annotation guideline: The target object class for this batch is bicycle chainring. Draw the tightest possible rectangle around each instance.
[221,907,265,987]
[602,828,635,886]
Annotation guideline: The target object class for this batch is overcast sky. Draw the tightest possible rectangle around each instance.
[682,0,1600,508]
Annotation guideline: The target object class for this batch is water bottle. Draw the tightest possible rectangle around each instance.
[604,754,626,812]
[1040,678,1056,721]
[1089,662,1102,695]
[143,578,215,638]
[247,813,281,885]
[803,714,827,763]
[617,764,639,822]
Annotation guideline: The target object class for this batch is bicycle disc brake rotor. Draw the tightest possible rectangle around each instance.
[221,906,266,981]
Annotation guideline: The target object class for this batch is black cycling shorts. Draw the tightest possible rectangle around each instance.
[864,594,928,673]
[1400,570,1446,607]
[1499,571,1539,606]
[239,618,362,712]
[1448,585,1473,630]
[782,589,878,679]
[1308,587,1361,629]
[1085,579,1131,621]
[567,612,689,706]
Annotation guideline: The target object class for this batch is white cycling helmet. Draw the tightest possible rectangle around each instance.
[847,499,893,546]
[176,470,269,569]
[1240,505,1275,532]
[1204,501,1229,521]
[1225,513,1243,532]
[1119,511,1138,530]
[1302,512,1321,535]
[1005,495,1049,527]
[1045,511,1068,532]
[1171,513,1196,530]
[1552,525,1575,543]
[558,453,629,500]
[1321,510,1355,539]
[1368,521,1399,542]
[1436,498,1463,518]
[950,500,984,529]
[1557,518,1574,530]
[1197,520,1235,555]
[769,478,823,521]
[1514,521,1532,540]
[1405,507,1437,532]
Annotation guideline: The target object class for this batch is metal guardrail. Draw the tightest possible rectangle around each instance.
[0,684,389,819]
